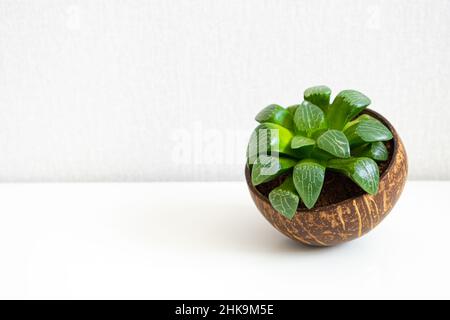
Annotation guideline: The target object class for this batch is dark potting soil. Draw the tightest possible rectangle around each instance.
[255,140,394,209]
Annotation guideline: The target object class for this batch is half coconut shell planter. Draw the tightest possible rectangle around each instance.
[246,86,407,246]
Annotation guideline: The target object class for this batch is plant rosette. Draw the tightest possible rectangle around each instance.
[246,86,407,246]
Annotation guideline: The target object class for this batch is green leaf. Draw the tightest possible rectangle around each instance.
[355,119,393,142]
[291,135,315,149]
[286,104,299,116]
[343,120,365,146]
[316,129,350,158]
[247,123,295,164]
[344,115,393,146]
[352,142,388,161]
[293,159,325,209]
[327,90,371,129]
[369,141,388,161]
[327,157,379,195]
[293,101,326,137]
[304,85,331,113]
[342,114,371,134]
[269,176,300,219]
[343,114,374,131]
[310,147,336,161]
[255,104,294,129]
[251,156,297,185]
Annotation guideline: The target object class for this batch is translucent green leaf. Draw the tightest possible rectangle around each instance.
[286,104,299,116]
[291,135,315,149]
[251,156,297,186]
[293,159,325,209]
[352,142,388,161]
[316,129,350,158]
[293,101,326,137]
[304,85,331,113]
[269,176,299,219]
[247,123,295,164]
[310,147,336,161]
[255,104,294,129]
[343,114,374,131]
[356,119,393,142]
[370,141,388,161]
[327,157,379,194]
[327,90,371,129]
[344,115,393,146]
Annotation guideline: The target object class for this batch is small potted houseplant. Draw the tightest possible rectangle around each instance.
[245,86,408,246]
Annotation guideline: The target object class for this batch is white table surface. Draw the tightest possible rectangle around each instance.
[0,180,448,300]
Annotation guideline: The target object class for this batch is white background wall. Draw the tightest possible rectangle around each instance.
[0,0,449,181]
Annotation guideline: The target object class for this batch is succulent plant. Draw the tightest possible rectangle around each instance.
[247,86,393,219]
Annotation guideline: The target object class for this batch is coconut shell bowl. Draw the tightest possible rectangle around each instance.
[245,109,408,246]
